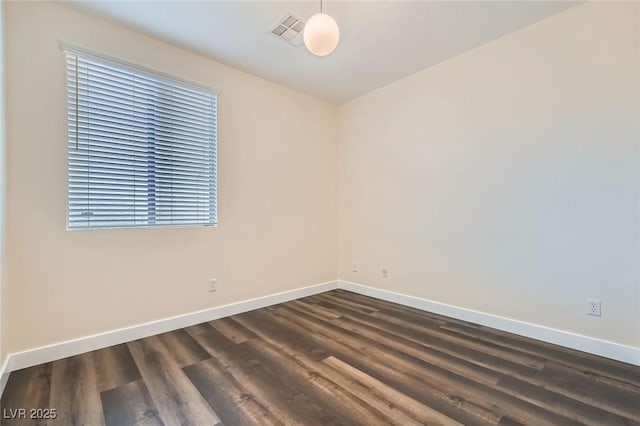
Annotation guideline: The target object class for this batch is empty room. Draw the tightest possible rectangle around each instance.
[0,0,638,424]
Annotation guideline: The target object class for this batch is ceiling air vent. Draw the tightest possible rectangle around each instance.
[269,13,305,47]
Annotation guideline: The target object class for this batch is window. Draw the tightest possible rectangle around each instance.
[65,47,217,229]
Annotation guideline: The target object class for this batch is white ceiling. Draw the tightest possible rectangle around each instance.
[66,1,578,104]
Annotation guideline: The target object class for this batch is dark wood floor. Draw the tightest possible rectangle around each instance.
[2,290,640,425]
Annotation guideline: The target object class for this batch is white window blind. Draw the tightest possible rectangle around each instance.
[65,48,217,229]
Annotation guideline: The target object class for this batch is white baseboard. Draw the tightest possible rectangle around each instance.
[338,280,640,366]
[0,356,10,397]
[2,277,637,400]
[5,280,339,374]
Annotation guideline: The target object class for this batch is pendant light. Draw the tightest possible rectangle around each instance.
[303,0,339,56]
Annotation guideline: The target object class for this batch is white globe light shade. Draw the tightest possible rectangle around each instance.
[303,13,340,56]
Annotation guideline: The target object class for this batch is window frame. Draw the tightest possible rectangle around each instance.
[62,43,220,231]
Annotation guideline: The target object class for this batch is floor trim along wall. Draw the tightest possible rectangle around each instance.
[340,280,640,367]
[0,356,9,398]
[4,280,339,377]
[2,278,638,397]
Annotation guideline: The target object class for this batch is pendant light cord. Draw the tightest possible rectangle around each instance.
[320,0,323,13]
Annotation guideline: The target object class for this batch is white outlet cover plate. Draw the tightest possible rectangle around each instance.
[586,298,601,316]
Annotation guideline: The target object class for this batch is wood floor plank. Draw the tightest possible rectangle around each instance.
[313,293,378,314]
[156,329,211,368]
[127,336,221,426]
[274,304,583,425]
[339,289,640,420]
[368,309,546,369]
[291,300,344,319]
[191,328,315,424]
[183,358,283,426]
[235,309,330,362]
[0,363,52,426]
[331,290,480,332]
[310,300,545,379]
[287,301,505,386]
[100,379,164,426]
[193,326,364,425]
[243,338,396,425]
[49,352,106,426]
[574,368,640,393]
[496,375,638,426]
[208,317,257,344]
[235,307,494,425]
[183,322,212,339]
[441,322,640,385]
[498,416,525,425]
[327,290,452,326]
[319,293,547,371]
[233,311,461,426]
[4,290,640,425]
[1,369,32,426]
[321,356,467,425]
[538,362,640,421]
[329,306,574,406]
[318,302,640,425]
[94,343,142,392]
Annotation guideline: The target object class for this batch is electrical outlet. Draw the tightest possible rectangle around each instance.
[208,279,217,292]
[382,267,389,278]
[586,298,601,316]
[352,261,359,272]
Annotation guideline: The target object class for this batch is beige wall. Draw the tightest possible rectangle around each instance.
[1,0,6,364]
[338,2,640,347]
[4,1,639,356]
[5,2,338,353]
